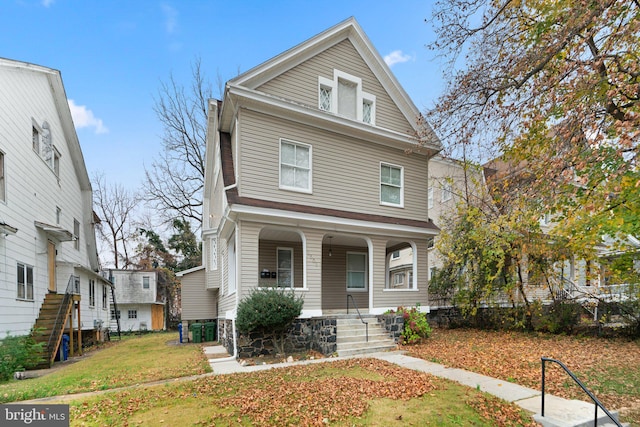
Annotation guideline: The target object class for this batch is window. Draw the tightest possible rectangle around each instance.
[280,139,311,192]
[17,263,34,300]
[73,219,80,250]
[391,250,400,260]
[110,309,120,320]
[277,248,293,288]
[0,151,5,202]
[89,279,95,307]
[73,276,80,294]
[428,187,434,209]
[346,252,367,290]
[380,163,403,206]
[53,147,60,176]
[427,237,435,249]
[102,285,108,309]
[210,237,218,270]
[128,310,137,319]
[408,271,414,288]
[32,126,40,153]
[318,69,376,124]
[143,276,150,289]
[363,100,373,124]
[338,78,357,119]
[441,182,452,202]
[41,121,53,168]
[393,272,405,286]
[319,86,332,111]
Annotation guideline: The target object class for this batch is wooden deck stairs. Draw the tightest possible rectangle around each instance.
[31,291,75,369]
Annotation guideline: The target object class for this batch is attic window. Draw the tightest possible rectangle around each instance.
[318,69,376,125]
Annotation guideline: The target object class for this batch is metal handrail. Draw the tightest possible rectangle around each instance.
[541,357,622,427]
[346,294,368,342]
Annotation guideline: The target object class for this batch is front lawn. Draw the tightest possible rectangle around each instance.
[69,358,535,426]
[0,332,211,403]
[405,328,640,425]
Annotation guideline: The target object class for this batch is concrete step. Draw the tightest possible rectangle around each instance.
[529,396,626,427]
[337,344,398,357]
[337,332,391,344]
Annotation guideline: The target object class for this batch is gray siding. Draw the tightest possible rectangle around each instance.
[321,244,369,310]
[257,39,414,135]
[180,269,217,321]
[258,240,304,288]
[238,109,429,221]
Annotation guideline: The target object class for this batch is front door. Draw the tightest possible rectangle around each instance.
[48,240,56,292]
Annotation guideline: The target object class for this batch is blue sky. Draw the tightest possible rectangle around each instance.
[1,0,445,190]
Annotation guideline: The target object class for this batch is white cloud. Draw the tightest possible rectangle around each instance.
[68,100,108,134]
[384,50,413,67]
[41,0,55,7]
[161,3,178,34]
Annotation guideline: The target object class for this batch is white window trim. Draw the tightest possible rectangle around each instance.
[318,69,376,125]
[380,162,404,208]
[277,247,294,288]
[142,276,150,289]
[279,138,312,194]
[89,279,96,307]
[346,251,368,292]
[391,250,400,260]
[428,187,434,209]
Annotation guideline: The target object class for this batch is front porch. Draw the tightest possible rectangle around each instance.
[252,224,429,315]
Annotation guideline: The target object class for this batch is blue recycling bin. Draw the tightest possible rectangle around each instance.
[58,334,69,361]
[178,323,183,343]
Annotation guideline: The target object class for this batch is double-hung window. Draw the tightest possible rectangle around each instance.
[346,252,367,291]
[17,263,34,300]
[89,279,95,307]
[73,219,80,250]
[380,163,403,206]
[143,276,150,289]
[102,285,108,309]
[280,139,311,193]
[128,310,137,319]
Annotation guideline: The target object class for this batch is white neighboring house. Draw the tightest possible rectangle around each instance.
[0,58,111,365]
[107,270,165,332]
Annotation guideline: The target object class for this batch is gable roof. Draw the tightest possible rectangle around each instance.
[0,57,92,193]
[221,17,440,149]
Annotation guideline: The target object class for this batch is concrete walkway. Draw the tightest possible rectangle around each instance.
[205,346,623,427]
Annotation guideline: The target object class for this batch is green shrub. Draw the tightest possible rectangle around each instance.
[236,288,304,355]
[392,306,432,345]
[0,331,44,382]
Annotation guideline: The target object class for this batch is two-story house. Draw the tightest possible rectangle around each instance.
[182,18,441,356]
[0,58,112,366]
[106,269,165,332]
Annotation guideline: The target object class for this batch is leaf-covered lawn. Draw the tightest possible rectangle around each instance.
[0,332,211,403]
[71,359,536,426]
[405,328,640,424]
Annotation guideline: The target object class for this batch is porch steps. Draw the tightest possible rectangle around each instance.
[32,293,73,369]
[336,317,397,357]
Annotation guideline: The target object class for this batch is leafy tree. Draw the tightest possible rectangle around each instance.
[425,0,640,323]
[168,218,202,271]
[426,0,640,259]
[236,288,304,355]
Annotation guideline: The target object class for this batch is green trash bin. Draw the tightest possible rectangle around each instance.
[190,323,202,343]
[204,322,216,342]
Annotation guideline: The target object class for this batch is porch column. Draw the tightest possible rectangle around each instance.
[303,231,323,316]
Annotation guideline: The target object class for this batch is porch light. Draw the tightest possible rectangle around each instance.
[328,236,333,257]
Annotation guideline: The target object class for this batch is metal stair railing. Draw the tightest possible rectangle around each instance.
[44,276,75,364]
[346,294,368,342]
[541,357,622,427]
